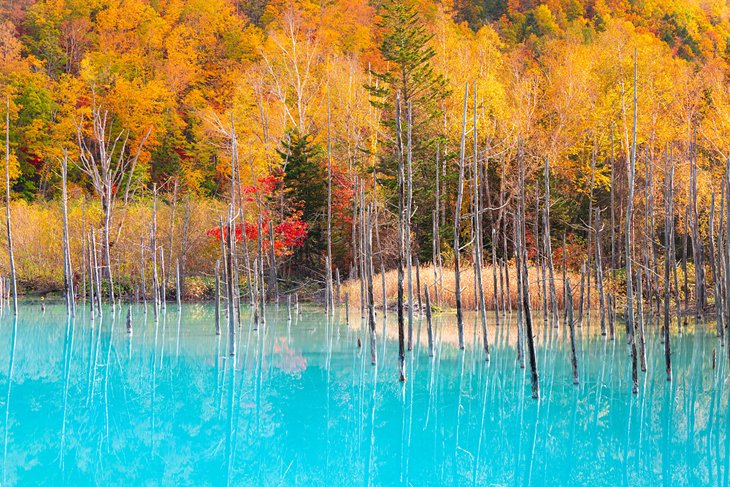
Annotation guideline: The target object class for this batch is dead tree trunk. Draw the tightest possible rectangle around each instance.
[472,86,489,360]
[492,228,500,327]
[179,196,190,299]
[710,192,722,337]
[519,147,539,399]
[566,278,579,384]
[595,209,607,336]
[543,158,559,326]
[690,130,706,314]
[326,96,335,314]
[4,97,17,315]
[454,84,468,350]
[366,205,377,366]
[152,186,160,320]
[396,94,406,381]
[406,101,414,350]
[425,284,433,357]
[215,259,221,335]
[663,146,675,381]
[226,208,236,355]
[627,51,639,395]
[514,211,525,369]
[61,151,75,315]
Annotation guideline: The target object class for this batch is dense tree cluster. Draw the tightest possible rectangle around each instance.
[2,0,730,274]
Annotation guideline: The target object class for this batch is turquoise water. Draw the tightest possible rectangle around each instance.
[0,302,726,486]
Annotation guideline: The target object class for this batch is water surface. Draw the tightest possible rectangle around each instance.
[0,302,725,486]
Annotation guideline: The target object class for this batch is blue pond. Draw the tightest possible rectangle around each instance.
[0,302,726,485]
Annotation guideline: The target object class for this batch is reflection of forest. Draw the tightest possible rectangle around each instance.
[0,303,722,485]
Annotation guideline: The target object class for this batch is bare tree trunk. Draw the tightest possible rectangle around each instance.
[433,148,441,307]
[103,194,114,309]
[395,94,406,381]
[682,198,689,324]
[627,51,639,395]
[414,256,422,315]
[543,158,559,326]
[366,205,377,366]
[152,186,160,320]
[725,159,730,343]
[61,151,75,315]
[663,146,675,382]
[610,124,616,279]
[344,292,350,326]
[160,247,167,310]
[360,186,368,317]
[472,86,489,360]
[374,191,387,316]
[595,209,607,336]
[180,196,190,299]
[454,84,468,350]
[326,96,334,314]
[406,101,414,350]
[637,250,647,372]
[88,236,96,318]
[267,219,278,302]
[215,259,221,335]
[562,233,567,325]
[538,186,548,327]
[690,130,706,314]
[492,228,500,327]
[226,208,236,355]
[578,260,585,327]
[257,215,266,326]
[92,229,103,315]
[566,278,579,384]
[710,192,722,337]
[519,144,539,399]
[4,97,17,315]
[514,211,525,369]
[432,210,440,309]
[424,284,433,357]
[586,148,596,323]
[175,260,181,310]
[335,268,341,307]
[166,178,179,297]
[645,147,659,314]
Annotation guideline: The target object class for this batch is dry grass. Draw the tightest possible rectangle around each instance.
[0,198,226,295]
[341,262,597,312]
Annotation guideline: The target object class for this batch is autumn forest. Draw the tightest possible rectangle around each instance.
[6,1,730,483]
[2,0,730,321]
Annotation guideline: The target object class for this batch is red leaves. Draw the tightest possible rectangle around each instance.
[241,175,280,198]
[206,212,308,257]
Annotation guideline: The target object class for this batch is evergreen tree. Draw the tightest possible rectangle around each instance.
[278,128,326,261]
[366,0,450,256]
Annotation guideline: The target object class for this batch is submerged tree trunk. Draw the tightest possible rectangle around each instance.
[566,278,579,384]
[453,83,468,350]
[627,51,639,395]
[519,141,539,398]
[4,97,17,315]
[396,94,406,382]
[472,86,489,361]
[424,284,434,357]
[543,158,559,327]
[326,96,335,315]
[663,146,675,382]
[406,102,414,350]
[366,205,377,366]
[226,208,236,355]
[61,151,75,316]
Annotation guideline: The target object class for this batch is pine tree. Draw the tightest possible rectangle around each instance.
[278,128,326,259]
[366,0,449,255]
